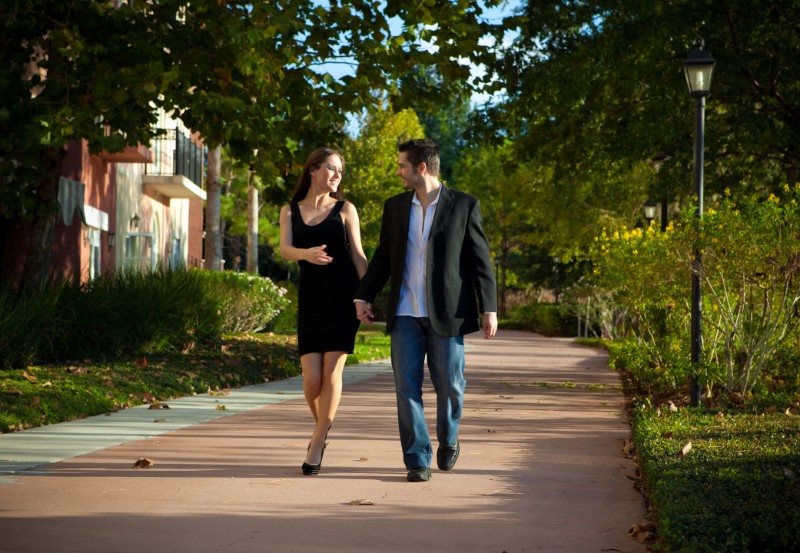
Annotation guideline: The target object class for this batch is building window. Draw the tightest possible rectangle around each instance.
[88,228,101,280]
[170,237,183,270]
[124,233,154,272]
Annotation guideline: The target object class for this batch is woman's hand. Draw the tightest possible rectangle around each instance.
[305,245,333,265]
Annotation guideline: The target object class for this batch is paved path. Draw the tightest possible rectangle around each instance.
[0,330,647,553]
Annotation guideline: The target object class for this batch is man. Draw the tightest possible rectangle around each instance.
[355,138,498,482]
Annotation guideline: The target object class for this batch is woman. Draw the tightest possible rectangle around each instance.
[279,147,368,475]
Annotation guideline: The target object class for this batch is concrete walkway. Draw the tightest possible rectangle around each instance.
[0,330,647,553]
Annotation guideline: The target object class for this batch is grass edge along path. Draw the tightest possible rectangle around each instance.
[0,326,390,434]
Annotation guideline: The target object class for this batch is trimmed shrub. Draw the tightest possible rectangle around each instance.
[0,269,289,368]
[504,301,574,336]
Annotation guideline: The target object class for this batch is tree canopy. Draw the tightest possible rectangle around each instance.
[1,0,509,287]
[447,0,799,275]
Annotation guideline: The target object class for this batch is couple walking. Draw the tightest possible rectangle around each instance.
[279,139,497,482]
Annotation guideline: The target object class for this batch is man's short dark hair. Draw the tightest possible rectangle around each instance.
[399,138,440,177]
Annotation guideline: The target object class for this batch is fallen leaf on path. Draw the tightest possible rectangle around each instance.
[348,499,374,506]
[354,457,368,462]
[215,405,227,410]
[154,418,167,423]
[149,403,170,409]
[132,458,154,469]
[677,441,692,457]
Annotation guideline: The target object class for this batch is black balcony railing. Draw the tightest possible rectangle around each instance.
[146,127,204,187]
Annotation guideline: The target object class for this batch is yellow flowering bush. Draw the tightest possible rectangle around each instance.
[592,184,800,397]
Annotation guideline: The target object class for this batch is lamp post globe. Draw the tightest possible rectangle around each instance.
[643,199,658,224]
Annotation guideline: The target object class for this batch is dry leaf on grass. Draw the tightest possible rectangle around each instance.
[628,521,657,544]
[667,401,678,412]
[132,458,154,469]
[677,441,692,457]
[348,499,374,506]
[622,439,635,457]
[22,371,37,382]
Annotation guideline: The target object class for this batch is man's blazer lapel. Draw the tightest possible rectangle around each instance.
[429,186,453,238]
[396,191,413,242]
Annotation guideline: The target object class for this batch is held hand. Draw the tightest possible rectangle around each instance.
[306,245,333,265]
[355,301,375,325]
[482,312,498,339]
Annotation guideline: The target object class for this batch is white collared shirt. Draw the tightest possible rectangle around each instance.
[396,187,441,317]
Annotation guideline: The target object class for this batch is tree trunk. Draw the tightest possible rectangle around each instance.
[21,147,66,290]
[245,169,258,275]
[204,144,223,271]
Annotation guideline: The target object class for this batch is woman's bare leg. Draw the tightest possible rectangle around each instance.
[304,351,347,465]
[300,353,323,423]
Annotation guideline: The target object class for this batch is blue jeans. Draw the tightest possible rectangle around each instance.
[390,316,465,469]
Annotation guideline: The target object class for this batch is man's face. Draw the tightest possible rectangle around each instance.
[397,152,420,190]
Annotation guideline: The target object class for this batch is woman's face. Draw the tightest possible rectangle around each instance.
[311,154,343,194]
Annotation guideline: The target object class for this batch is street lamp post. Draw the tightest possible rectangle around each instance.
[651,151,672,231]
[684,39,716,407]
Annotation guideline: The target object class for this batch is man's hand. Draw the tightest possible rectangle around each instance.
[355,301,375,325]
[482,312,498,339]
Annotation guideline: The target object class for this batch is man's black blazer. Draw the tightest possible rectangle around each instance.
[356,186,498,337]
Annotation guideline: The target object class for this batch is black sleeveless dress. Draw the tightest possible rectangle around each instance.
[291,200,360,355]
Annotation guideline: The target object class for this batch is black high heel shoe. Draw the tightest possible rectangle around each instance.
[301,443,326,475]
[301,425,331,476]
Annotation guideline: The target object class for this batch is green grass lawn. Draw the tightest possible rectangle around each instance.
[632,406,800,552]
[0,324,390,433]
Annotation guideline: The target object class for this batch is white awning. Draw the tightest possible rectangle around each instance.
[82,204,108,231]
